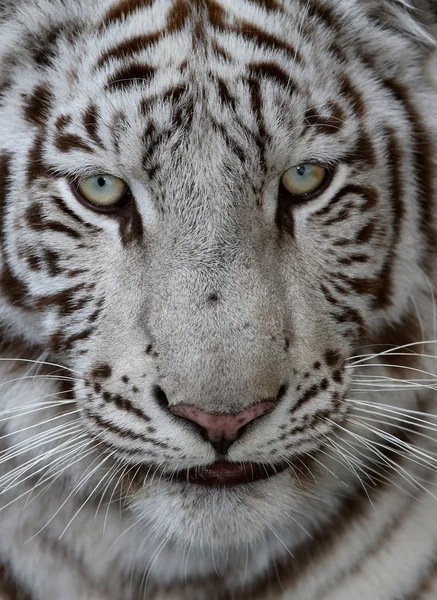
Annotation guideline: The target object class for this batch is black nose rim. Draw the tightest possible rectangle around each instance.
[152,385,169,410]
[210,437,235,456]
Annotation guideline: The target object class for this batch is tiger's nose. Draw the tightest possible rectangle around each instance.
[170,400,276,455]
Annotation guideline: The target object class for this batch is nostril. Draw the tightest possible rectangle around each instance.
[276,384,288,403]
[152,385,169,410]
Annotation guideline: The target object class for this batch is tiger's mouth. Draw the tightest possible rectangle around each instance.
[172,460,288,486]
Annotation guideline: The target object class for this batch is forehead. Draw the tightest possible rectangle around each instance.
[44,0,359,186]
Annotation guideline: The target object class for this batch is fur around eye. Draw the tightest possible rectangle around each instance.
[76,175,130,208]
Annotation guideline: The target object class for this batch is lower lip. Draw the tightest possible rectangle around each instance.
[173,460,288,486]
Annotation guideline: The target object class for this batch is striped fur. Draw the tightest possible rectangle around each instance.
[0,0,437,598]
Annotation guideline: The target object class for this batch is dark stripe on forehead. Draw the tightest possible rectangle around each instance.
[101,0,155,27]
[247,77,268,169]
[339,75,366,119]
[97,32,162,68]
[166,0,191,32]
[235,20,303,63]
[82,104,104,149]
[26,133,50,185]
[23,84,53,128]
[304,102,345,135]
[54,133,94,154]
[248,0,283,11]
[106,64,156,90]
[295,0,337,30]
[249,61,293,89]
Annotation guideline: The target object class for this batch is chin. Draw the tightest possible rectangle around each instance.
[128,467,306,552]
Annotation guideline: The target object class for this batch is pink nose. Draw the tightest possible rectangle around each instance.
[170,400,276,454]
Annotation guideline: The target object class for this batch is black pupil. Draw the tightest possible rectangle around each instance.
[97,177,106,188]
[296,166,306,177]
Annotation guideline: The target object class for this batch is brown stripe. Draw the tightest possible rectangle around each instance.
[370,127,405,310]
[54,133,93,154]
[382,78,435,272]
[249,61,293,89]
[0,563,33,600]
[166,0,191,32]
[235,20,303,63]
[26,133,50,185]
[26,203,82,240]
[313,184,379,219]
[34,283,91,314]
[339,74,366,118]
[97,32,162,67]
[50,327,95,353]
[101,0,155,27]
[247,77,268,168]
[0,264,28,309]
[100,390,151,424]
[106,64,156,90]
[82,104,104,148]
[216,78,236,110]
[248,0,282,11]
[23,84,53,128]
[50,196,100,230]
[0,153,12,247]
[294,0,337,30]
[85,410,174,449]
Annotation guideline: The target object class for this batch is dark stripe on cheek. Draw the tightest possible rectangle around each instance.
[50,196,101,231]
[0,153,12,245]
[25,202,82,240]
[383,78,435,271]
[0,264,28,308]
[50,327,95,353]
[371,127,405,310]
[0,562,33,600]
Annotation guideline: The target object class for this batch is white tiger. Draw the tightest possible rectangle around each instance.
[0,0,437,598]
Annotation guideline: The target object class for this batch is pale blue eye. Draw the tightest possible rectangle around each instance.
[78,175,128,206]
[281,164,328,196]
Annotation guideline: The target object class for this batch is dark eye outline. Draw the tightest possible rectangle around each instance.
[69,175,133,214]
[278,165,334,204]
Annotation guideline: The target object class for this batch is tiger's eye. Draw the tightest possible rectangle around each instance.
[281,164,329,198]
[77,175,129,208]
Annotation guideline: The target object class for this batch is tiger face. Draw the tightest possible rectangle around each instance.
[0,0,436,570]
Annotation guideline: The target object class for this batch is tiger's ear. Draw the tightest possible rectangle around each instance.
[362,0,437,46]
